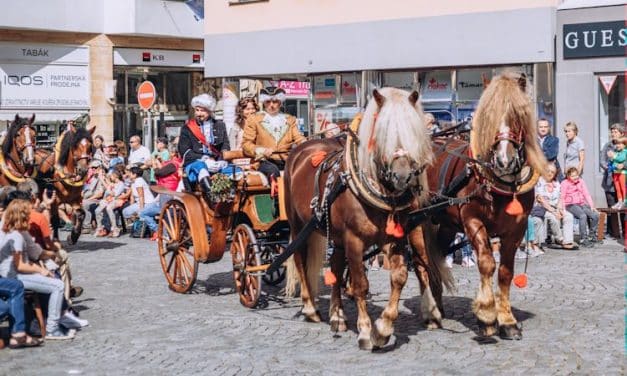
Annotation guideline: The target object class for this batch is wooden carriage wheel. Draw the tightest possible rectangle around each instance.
[260,244,286,286]
[230,224,261,308]
[157,200,199,293]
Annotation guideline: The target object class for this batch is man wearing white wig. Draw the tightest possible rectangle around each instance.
[178,93,230,192]
[242,87,305,183]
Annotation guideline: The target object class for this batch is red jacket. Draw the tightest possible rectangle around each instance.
[155,157,181,191]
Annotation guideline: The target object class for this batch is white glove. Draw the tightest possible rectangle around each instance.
[205,160,221,173]
[201,155,211,162]
[217,161,228,170]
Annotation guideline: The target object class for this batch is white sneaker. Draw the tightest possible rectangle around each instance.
[515,249,528,259]
[445,254,453,269]
[527,246,544,258]
[461,256,476,268]
[611,202,623,209]
[61,311,89,328]
[492,251,501,263]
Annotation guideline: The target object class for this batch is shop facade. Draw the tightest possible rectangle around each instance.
[555,2,626,205]
[112,47,207,146]
[0,41,91,147]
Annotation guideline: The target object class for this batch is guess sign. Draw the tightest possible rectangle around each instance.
[563,21,627,59]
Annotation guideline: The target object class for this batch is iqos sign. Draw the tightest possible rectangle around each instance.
[563,21,627,59]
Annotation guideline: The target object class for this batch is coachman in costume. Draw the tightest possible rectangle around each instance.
[242,87,306,182]
[178,94,230,192]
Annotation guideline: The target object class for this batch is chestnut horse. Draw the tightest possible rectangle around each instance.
[36,125,95,243]
[410,72,547,339]
[0,114,37,186]
[284,88,434,350]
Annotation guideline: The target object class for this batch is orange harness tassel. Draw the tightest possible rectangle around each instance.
[310,151,328,168]
[385,215,404,238]
[505,195,523,216]
[324,269,337,286]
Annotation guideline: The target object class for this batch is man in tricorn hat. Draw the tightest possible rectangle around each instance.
[242,87,305,182]
[178,93,230,191]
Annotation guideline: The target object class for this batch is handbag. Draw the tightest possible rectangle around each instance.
[130,219,151,238]
[530,205,547,219]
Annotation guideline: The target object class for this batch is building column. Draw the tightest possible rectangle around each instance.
[86,34,114,143]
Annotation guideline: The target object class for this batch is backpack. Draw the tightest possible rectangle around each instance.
[130,219,151,238]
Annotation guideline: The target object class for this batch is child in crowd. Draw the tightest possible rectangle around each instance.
[122,167,156,221]
[560,167,600,247]
[609,137,627,209]
[95,170,126,238]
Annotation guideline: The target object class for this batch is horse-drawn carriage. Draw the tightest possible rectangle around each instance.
[153,157,289,308]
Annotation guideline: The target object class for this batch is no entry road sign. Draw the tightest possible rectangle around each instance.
[137,81,156,110]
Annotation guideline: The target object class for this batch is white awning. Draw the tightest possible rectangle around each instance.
[0,110,87,123]
[558,0,625,10]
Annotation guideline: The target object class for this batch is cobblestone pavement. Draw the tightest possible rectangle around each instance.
[1,232,624,375]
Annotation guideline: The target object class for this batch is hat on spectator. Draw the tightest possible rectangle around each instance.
[89,160,102,168]
[191,93,217,112]
[259,87,286,103]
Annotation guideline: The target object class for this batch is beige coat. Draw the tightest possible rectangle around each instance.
[242,112,306,162]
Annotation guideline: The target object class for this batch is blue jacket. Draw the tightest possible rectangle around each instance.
[540,135,562,179]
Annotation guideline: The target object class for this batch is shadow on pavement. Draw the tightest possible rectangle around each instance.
[65,240,126,253]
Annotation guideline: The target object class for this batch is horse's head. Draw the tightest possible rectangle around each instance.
[471,72,547,184]
[5,114,36,167]
[358,88,432,196]
[60,125,96,177]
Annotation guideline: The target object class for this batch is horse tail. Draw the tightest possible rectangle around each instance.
[306,232,326,299]
[285,251,299,298]
[423,223,455,293]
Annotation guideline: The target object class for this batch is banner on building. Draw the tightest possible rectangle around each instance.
[0,63,90,109]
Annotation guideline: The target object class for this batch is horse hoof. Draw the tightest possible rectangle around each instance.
[358,337,373,351]
[302,309,321,323]
[330,319,347,333]
[424,319,442,330]
[477,320,498,337]
[370,319,392,348]
[499,324,522,340]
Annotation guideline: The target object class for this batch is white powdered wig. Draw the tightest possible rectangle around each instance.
[191,93,217,111]
[357,87,433,183]
[259,92,286,103]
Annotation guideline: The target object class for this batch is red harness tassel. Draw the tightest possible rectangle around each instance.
[310,151,328,168]
[385,214,405,238]
[324,269,337,286]
[505,194,523,216]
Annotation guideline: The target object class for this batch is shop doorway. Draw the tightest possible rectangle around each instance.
[283,99,309,135]
[598,74,626,151]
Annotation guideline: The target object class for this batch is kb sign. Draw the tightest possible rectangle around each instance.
[563,21,627,59]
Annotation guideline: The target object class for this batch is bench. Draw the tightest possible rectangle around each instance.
[597,208,626,240]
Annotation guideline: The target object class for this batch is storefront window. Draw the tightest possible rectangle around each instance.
[339,73,358,104]
[535,63,554,128]
[313,74,337,107]
[382,72,416,91]
[598,74,626,156]
[166,72,190,112]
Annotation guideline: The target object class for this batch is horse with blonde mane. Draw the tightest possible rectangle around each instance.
[284,88,434,350]
[409,72,547,340]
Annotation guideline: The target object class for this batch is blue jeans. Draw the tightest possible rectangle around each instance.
[140,202,161,232]
[17,274,64,333]
[0,278,26,334]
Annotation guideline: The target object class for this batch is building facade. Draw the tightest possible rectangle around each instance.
[0,0,207,146]
[555,1,626,205]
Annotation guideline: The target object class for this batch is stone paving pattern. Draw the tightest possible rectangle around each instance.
[1,233,624,375]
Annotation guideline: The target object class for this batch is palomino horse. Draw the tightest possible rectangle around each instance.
[284,88,434,350]
[0,114,37,186]
[36,125,95,244]
[410,72,547,339]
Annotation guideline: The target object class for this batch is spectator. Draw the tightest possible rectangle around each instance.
[563,121,585,175]
[81,160,106,230]
[537,118,562,180]
[92,135,105,162]
[535,163,576,249]
[0,278,43,348]
[600,123,625,209]
[128,135,151,167]
[149,137,170,183]
[122,166,156,222]
[0,199,74,340]
[94,170,126,238]
[114,139,128,160]
[561,167,599,247]
[517,217,544,258]
[609,137,627,209]
[106,144,125,173]
[425,113,440,135]
[230,96,259,151]
[140,151,182,240]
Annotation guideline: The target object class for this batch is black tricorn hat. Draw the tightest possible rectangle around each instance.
[259,86,286,102]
